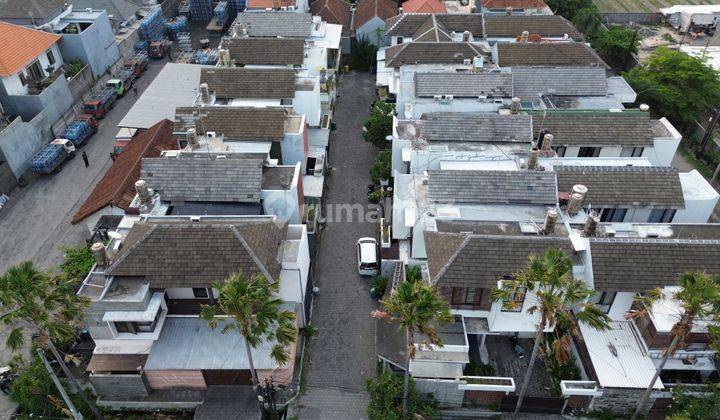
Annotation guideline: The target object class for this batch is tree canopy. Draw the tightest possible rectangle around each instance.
[592,27,639,69]
[363,101,395,148]
[546,0,596,20]
[623,47,720,128]
[370,150,392,183]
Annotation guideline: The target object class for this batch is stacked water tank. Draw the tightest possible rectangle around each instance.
[166,16,190,40]
[214,2,229,26]
[139,7,166,41]
[189,0,213,21]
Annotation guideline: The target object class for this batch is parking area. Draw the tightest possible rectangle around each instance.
[0,58,168,274]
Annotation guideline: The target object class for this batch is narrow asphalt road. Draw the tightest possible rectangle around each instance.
[295,72,379,419]
[0,58,167,274]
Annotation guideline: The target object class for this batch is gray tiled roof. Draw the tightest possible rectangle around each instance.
[232,11,312,37]
[141,157,263,203]
[415,73,513,98]
[485,15,582,39]
[0,0,65,19]
[589,238,720,291]
[428,170,558,205]
[512,66,607,99]
[555,166,685,208]
[497,43,609,68]
[105,219,287,287]
[174,106,286,141]
[200,68,296,99]
[425,232,572,288]
[420,113,533,143]
[531,111,655,147]
[385,14,484,37]
[384,42,485,68]
[223,37,305,65]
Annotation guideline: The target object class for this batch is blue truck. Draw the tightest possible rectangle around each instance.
[60,120,95,147]
[28,140,77,175]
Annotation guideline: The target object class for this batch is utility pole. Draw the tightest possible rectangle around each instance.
[47,341,104,419]
[697,107,720,158]
[37,348,83,420]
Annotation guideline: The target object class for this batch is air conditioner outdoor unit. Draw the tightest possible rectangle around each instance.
[433,95,442,101]
[463,59,471,65]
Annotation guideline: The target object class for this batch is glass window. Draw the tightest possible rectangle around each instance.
[589,291,616,314]
[552,146,566,157]
[648,208,676,223]
[600,208,627,222]
[46,50,55,65]
[192,287,209,298]
[114,322,132,334]
[620,147,644,157]
[578,147,601,158]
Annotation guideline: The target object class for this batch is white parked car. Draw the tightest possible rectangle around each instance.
[356,237,379,276]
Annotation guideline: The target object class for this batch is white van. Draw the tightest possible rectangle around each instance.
[357,237,379,276]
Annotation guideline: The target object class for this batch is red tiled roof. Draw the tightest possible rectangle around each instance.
[310,0,352,29]
[71,120,177,224]
[0,22,60,77]
[355,0,398,28]
[482,0,548,9]
[401,0,446,13]
[246,0,296,9]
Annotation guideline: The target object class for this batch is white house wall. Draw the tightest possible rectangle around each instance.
[294,83,321,127]
[1,44,64,96]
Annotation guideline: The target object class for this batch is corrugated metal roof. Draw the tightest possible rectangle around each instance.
[578,321,663,389]
[119,63,207,129]
[145,315,292,370]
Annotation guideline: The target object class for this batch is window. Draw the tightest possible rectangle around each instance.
[18,71,27,86]
[396,36,404,44]
[280,98,293,106]
[26,60,44,82]
[192,287,209,298]
[113,308,162,335]
[599,208,627,222]
[501,284,526,312]
[46,50,55,65]
[589,291,616,314]
[578,147,601,158]
[620,147,644,157]
[648,208,676,223]
[552,146,566,157]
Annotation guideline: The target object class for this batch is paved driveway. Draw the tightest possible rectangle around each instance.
[0,58,167,274]
[295,72,379,419]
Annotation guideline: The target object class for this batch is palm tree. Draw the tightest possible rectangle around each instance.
[200,271,297,388]
[491,249,611,417]
[0,261,100,418]
[372,273,452,417]
[627,272,720,420]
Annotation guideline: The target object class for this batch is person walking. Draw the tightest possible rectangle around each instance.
[133,86,138,96]
[82,151,89,168]
[109,152,116,162]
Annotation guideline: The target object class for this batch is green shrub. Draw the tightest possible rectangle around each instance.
[363,102,394,148]
[60,245,95,280]
[464,360,496,377]
[366,372,437,420]
[668,383,720,419]
[370,150,392,183]
[11,353,93,418]
[370,275,388,298]
[350,36,378,72]
[65,60,85,78]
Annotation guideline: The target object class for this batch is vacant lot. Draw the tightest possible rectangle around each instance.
[594,0,719,14]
